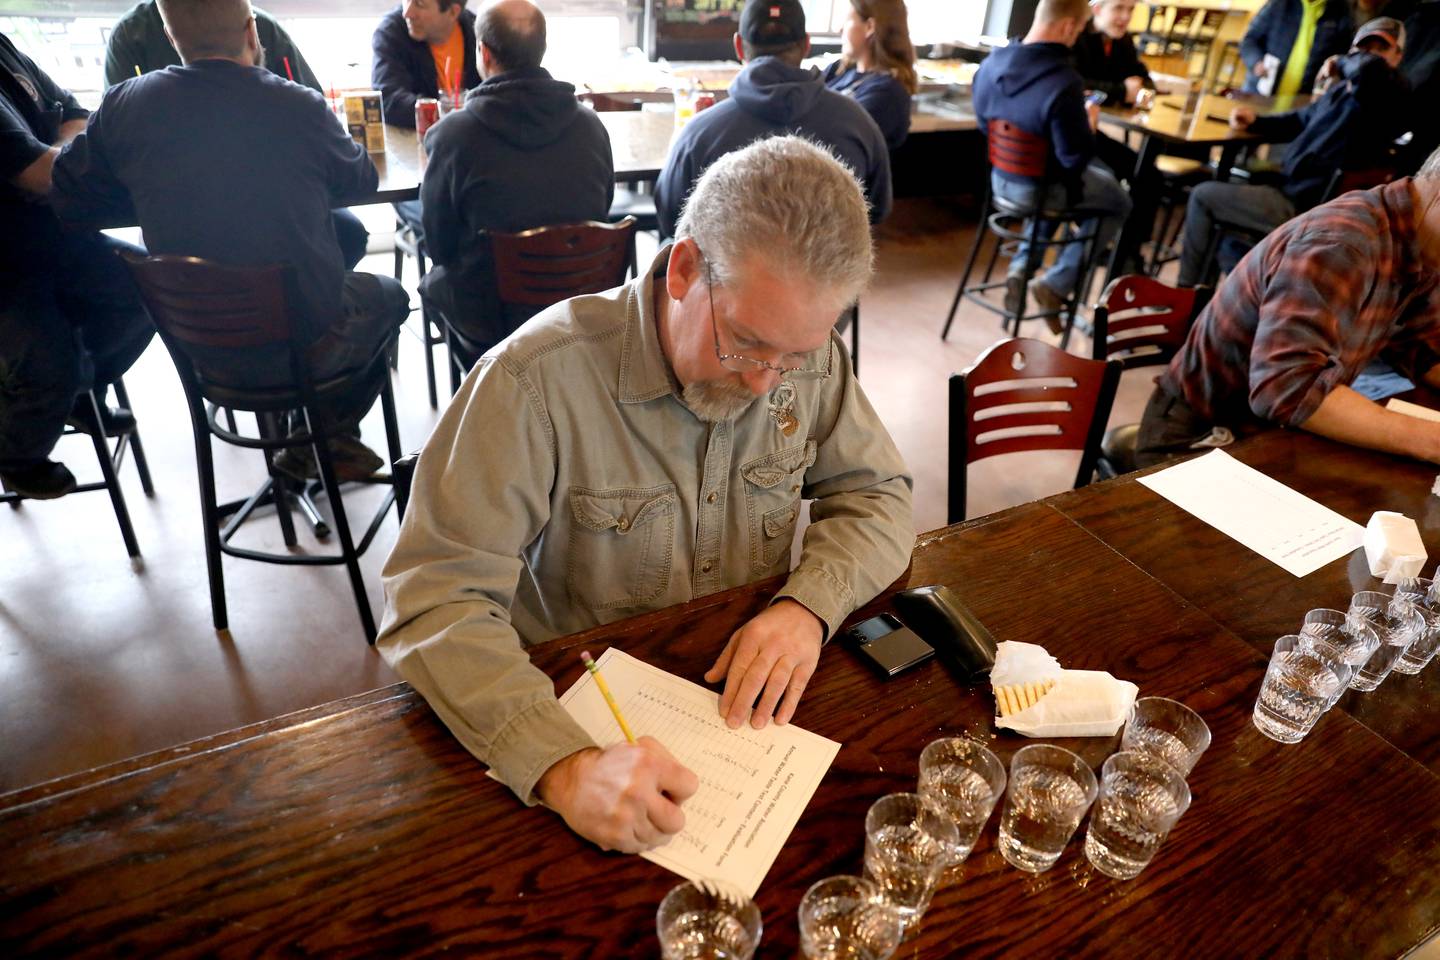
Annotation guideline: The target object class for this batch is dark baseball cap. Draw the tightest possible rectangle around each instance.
[740,0,807,47]
[1353,16,1406,51]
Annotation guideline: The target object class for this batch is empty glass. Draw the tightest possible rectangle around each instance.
[1391,578,1440,675]
[862,793,958,925]
[997,744,1098,873]
[1121,697,1211,777]
[1347,591,1424,691]
[657,879,762,960]
[917,738,1007,866]
[1252,635,1346,743]
[1083,750,1192,880]
[797,876,905,960]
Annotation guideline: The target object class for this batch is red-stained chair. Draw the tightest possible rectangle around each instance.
[1090,275,1213,478]
[948,338,1121,523]
[941,119,1109,347]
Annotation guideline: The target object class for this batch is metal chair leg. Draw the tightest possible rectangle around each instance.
[85,390,141,560]
[942,185,993,340]
[307,411,378,645]
[112,378,154,495]
[191,404,228,631]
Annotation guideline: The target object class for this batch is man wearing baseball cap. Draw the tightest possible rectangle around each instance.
[1176,16,1411,286]
[654,0,891,237]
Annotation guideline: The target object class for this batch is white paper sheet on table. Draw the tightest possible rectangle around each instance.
[557,648,839,898]
[1138,449,1364,577]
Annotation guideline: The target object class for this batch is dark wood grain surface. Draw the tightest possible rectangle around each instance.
[5,473,1440,957]
[1053,430,1440,774]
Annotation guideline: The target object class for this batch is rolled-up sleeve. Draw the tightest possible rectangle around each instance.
[377,357,596,804]
[776,335,914,638]
[1248,236,1371,426]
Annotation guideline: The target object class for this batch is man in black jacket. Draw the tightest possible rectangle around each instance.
[0,32,153,499]
[1177,17,1410,285]
[104,0,369,270]
[371,0,481,129]
[419,0,613,355]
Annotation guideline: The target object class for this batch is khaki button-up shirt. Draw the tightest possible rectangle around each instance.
[378,247,914,803]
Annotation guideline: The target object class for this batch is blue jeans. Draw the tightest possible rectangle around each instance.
[991,161,1132,297]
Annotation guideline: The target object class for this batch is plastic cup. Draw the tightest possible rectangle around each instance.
[862,793,958,925]
[656,879,761,960]
[917,737,1006,865]
[1083,750,1191,880]
[1121,697,1211,777]
[1347,591,1424,691]
[798,875,904,960]
[1252,635,1346,743]
[997,744,1098,873]
[1391,578,1440,674]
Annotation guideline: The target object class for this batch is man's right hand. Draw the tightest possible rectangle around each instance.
[1123,76,1145,105]
[1229,107,1257,130]
[536,738,700,853]
[1251,59,1271,78]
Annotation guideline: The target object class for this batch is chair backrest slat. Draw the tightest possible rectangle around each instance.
[488,218,637,308]
[1090,275,1211,370]
[120,252,294,349]
[987,119,1049,179]
[948,338,1122,523]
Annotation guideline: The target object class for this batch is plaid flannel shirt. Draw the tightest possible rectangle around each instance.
[1162,179,1440,428]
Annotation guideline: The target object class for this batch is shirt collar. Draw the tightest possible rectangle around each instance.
[617,244,835,404]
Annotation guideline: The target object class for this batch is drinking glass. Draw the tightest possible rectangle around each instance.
[1121,697,1211,777]
[997,744,1098,873]
[1347,591,1424,691]
[862,793,958,925]
[798,876,905,960]
[917,738,1006,865]
[1083,750,1192,880]
[1300,608,1379,673]
[656,879,761,960]
[1252,635,1346,743]
[1391,578,1440,675]
[1296,633,1356,708]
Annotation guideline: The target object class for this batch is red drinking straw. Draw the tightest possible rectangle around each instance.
[283,56,294,82]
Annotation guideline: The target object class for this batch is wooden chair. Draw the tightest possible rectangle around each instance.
[1,377,153,564]
[441,217,637,387]
[941,119,1108,348]
[121,252,402,644]
[1090,275,1213,478]
[948,338,1121,523]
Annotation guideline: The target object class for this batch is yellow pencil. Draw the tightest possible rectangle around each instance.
[581,650,635,744]
[133,65,141,77]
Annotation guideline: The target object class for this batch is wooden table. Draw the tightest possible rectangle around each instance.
[6,430,1440,955]
[371,111,679,204]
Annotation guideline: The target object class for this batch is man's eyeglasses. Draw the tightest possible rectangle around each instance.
[703,256,816,378]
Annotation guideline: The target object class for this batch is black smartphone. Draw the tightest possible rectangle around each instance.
[844,613,935,678]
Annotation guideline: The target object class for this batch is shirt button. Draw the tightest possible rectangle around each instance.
[617,518,630,532]
[791,484,800,493]
[706,492,717,504]
[701,562,713,573]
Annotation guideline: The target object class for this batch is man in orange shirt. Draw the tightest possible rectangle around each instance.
[372,0,482,129]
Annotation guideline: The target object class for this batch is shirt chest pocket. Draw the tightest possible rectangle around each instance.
[740,440,816,574]
[566,483,677,612]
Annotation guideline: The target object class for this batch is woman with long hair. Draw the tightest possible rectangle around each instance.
[822,0,917,150]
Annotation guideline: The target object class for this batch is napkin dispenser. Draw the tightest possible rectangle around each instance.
[893,585,997,681]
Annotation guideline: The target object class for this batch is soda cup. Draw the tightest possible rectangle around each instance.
[415,97,440,137]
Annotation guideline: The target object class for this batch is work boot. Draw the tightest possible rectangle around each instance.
[67,396,136,437]
[0,459,77,499]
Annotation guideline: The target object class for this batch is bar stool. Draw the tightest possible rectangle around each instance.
[394,209,445,409]
[1,378,153,565]
[941,119,1107,349]
[121,252,403,645]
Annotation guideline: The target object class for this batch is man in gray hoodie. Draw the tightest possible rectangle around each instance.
[418,0,613,354]
[654,0,891,237]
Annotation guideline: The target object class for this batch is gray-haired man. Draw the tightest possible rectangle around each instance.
[378,136,914,853]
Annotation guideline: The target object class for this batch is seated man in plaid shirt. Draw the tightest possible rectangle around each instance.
[1136,143,1440,467]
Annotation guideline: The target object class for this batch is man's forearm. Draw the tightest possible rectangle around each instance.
[11,146,59,196]
[1300,384,1440,462]
[58,118,87,146]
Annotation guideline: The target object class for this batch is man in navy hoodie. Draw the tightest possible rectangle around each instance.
[655,0,891,238]
[418,0,613,357]
[972,0,1132,323]
[1177,17,1410,286]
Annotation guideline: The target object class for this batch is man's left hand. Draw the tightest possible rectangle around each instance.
[704,599,824,730]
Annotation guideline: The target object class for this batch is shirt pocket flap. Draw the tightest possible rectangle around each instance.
[740,440,818,490]
[570,486,677,534]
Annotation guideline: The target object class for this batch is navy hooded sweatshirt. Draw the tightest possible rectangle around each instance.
[1246,49,1411,210]
[972,40,1095,196]
[419,65,614,347]
[655,56,892,237]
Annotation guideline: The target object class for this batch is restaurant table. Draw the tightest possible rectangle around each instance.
[4,430,1439,957]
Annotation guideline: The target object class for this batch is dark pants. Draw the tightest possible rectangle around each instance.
[332,208,369,270]
[1093,131,1161,272]
[187,272,410,430]
[1178,182,1295,287]
[1135,383,1243,467]
[392,199,423,234]
[0,232,154,469]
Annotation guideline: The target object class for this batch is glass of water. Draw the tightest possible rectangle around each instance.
[1296,633,1357,708]
[1083,750,1192,880]
[1120,697,1211,777]
[1391,578,1440,675]
[1347,591,1424,691]
[1252,635,1346,743]
[656,879,762,960]
[1300,608,1378,680]
[862,793,958,926]
[917,737,1007,866]
[997,744,1098,873]
[797,875,904,960]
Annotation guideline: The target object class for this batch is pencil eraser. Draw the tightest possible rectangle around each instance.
[1364,511,1427,582]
